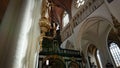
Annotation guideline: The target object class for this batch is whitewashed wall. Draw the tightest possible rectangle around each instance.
[0,0,42,68]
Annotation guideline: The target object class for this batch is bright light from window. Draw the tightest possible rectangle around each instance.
[63,12,69,27]
[109,42,120,67]
[75,0,85,8]
[56,25,60,30]
[46,60,49,65]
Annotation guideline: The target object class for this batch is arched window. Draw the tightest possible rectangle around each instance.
[63,11,69,27]
[109,42,120,67]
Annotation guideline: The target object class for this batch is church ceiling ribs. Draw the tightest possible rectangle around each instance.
[48,0,73,28]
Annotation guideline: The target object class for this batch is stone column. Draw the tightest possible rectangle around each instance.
[0,0,37,68]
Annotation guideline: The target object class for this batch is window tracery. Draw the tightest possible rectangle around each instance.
[109,42,120,67]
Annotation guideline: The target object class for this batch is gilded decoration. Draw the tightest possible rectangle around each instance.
[39,0,51,51]
[39,17,50,51]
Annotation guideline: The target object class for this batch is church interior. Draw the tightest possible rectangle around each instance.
[0,0,120,68]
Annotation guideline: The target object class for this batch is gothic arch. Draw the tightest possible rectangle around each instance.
[76,16,113,55]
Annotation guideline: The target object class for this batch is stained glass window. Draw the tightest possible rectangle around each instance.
[109,42,120,67]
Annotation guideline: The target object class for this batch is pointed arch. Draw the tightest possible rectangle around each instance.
[76,17,113,52]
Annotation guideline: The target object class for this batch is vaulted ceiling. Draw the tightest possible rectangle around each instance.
[47,0,73,29]
[0,0,9,23]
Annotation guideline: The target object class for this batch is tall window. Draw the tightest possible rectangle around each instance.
[109,42,120,67]
[63,12,69,27]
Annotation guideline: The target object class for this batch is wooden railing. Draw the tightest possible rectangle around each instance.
[39,40,81,58]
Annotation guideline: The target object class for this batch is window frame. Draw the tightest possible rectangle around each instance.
[108,41,120,67]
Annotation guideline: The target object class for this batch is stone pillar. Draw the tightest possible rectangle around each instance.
[97,34,116,68]
[0,0,38,68]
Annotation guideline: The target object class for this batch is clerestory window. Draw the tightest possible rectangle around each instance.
[109,42,120,67]
[63,11,69,27]
[74,0,85,8]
